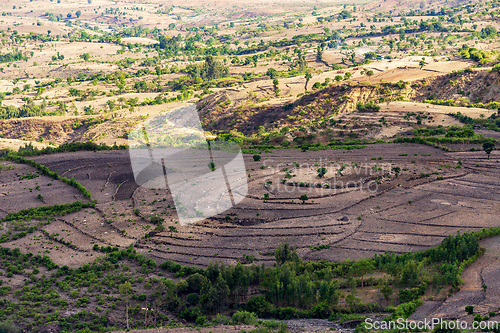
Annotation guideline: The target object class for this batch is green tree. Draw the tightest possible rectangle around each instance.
[266,68,278,79]
[483,142,495,159]
[119,282,132,329]
[274,242,299,266]
[75,10,81,18]
[304,73,312,90]
[201,55,229,81]
[419,58,426,70]
[400,260,419,287]
[79,53,90,61]
[214,273,230,312]
[317,167,327,178]
[168,225,177,236]
[350,258,375,287]
[381,284,393,304]
[299,194,309,204]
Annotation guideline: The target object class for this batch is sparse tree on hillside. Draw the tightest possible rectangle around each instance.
[299,194,309,204]
[79,53,90,61]
[275,242,299,266]
[272,79,279,90]
[201,55,229,81]
[483,142,495,159]
[419,58,426,70]
[304,73,312,90]
[119,282,132,330]
[317,167,327,178]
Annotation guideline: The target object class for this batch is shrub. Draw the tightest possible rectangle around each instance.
[232,311,257,325]
[0,320,19,333]
[356,101,380,112]
[316,167,327,178]
[150,214,163,225]
[195,315,206,325]
[253,154,261,161]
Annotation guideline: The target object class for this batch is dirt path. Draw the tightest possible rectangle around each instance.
[412,235,500,322]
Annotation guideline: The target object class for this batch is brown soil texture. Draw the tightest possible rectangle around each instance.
[2,143,498,269]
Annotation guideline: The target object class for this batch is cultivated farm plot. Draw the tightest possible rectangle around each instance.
[0,161,88,219]
[0,143,496,270]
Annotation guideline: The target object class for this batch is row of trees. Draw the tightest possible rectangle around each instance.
[0,224,497,331]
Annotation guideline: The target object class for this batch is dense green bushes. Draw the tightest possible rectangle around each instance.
[2,201,95,222]
[449,112,500,132]
[0,51,28,63]
[0,227,494,332]
[425,99,500,110]
[356,101,381,112]
[16,141,127,157]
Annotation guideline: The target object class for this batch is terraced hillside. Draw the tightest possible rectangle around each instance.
[2,143,498,269]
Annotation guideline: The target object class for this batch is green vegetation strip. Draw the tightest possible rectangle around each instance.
[2,201,95,222]
[14,141,127,157]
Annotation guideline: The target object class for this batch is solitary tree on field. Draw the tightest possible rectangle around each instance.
[80,53,90,61]
[483,142,495,159]
[317,167,327,178]
[299,194,309,204]
[304,73,312,90]
[419,58,426,70]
